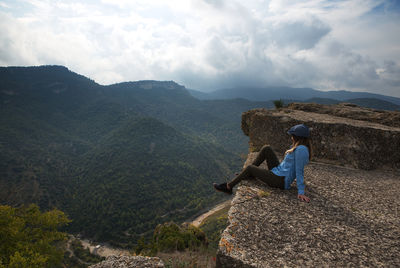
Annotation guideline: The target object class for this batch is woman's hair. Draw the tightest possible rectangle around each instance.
[285,135,312,160]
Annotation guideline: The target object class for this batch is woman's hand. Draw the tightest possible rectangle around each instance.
[298,194,310,202]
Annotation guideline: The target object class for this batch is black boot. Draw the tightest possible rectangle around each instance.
[213,182,232,195]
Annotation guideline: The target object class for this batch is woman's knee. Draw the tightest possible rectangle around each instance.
[246,164,255,169]
[246,165,265,178]
[243,165,253,173]
[260,145,272,153]
[246,165,258,174]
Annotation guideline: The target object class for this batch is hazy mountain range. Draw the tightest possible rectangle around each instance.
[189,87,400,108]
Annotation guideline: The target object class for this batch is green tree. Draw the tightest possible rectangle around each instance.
[273,99,284,109]
[0,204,70,268]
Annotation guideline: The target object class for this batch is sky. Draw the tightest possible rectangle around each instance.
[0,0,400,97]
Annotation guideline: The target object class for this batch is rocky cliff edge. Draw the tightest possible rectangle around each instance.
[217,103,400,267]
[89,256,164,268]
[241,103,400,170]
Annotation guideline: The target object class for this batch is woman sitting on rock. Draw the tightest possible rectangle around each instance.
[213,124,312,202]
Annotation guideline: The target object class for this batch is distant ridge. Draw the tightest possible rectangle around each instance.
[189,87,400,107]
[298,97,400,111]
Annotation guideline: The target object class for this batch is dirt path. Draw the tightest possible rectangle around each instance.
[71,200,231,258]
[191,199,231,227]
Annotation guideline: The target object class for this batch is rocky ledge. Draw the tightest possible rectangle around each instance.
[217,153,400,267]
[286,102,400,128]
[242,103,400,170]
[217,103,400,267]
[89,255,164,268]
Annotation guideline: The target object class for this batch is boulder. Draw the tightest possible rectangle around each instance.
[242,104,400,170]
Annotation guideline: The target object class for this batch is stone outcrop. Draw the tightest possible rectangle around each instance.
[217,103,400,267]
[242,104,400,170]
[217,154,400,267]
[286,102,400,128]
[89,256,164,268]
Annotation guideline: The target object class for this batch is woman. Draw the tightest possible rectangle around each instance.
[213,124,312,202]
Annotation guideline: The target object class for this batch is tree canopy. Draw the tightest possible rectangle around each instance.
[0,204,70,268]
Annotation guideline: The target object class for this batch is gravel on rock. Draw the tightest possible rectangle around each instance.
[89,255,164,268]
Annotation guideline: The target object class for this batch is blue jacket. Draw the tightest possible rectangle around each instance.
[271,145,309,195]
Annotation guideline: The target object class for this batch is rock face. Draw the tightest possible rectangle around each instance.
[217,103,400,267]
[242,104,400,170]
[89,256,164,268]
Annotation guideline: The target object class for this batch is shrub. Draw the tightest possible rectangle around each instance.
[137,222,207,255]
[273,99,284,109]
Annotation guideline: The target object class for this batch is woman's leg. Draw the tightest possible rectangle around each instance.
[214,145,282,194]
[227,164,284,189]
[251,145,280,169]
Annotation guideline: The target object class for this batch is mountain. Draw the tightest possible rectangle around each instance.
[104,83,270,153]
[190,87,317,102]
[67,116,237,242]
[342,98,400,111]
[187,89,213,100]
[0,65,272,246]
[190,87,400,107]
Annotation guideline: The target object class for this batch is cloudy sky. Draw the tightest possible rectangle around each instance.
[1,0,400,97]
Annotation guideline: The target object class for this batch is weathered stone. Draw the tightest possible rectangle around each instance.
[242,104,400,170]
[218,104,400,267]
[216,154,400,267]
[89,255,164,268]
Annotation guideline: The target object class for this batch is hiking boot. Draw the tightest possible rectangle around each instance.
[213,182,232,195]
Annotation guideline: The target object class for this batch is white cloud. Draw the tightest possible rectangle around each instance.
[0,0,399,97]
[0,2,10,9]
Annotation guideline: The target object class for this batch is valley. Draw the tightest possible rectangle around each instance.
[0,66,260,247]
[1,65,398,262]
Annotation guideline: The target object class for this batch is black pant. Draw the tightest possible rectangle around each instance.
[228,145,285,189]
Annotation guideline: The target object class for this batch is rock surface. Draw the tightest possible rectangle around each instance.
[89,256,164,268]
[216,154,400,267]
[287,102,400,128]
[217,104,400,267]
[242,104,400,170]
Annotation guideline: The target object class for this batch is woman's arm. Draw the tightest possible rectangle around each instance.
[295,146,310,202]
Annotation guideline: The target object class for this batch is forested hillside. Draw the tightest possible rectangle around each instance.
[0,66,268,246]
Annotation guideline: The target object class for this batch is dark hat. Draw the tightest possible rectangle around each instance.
[287,124,310,138]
